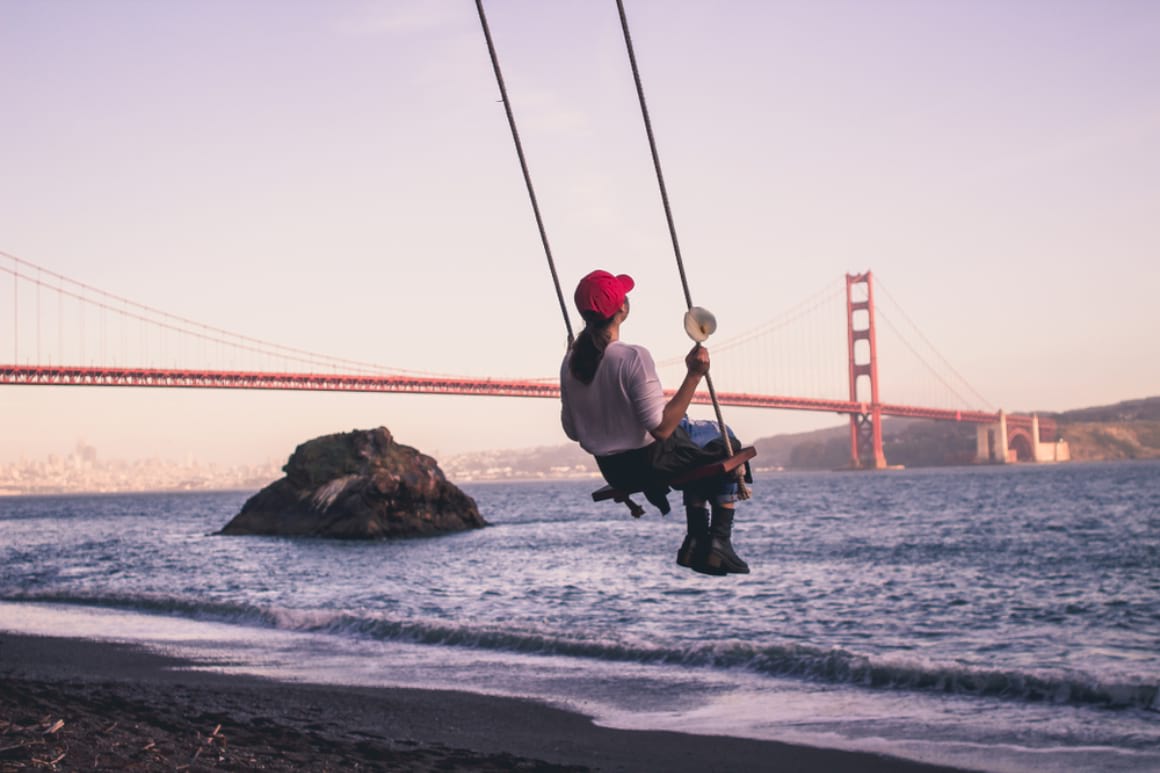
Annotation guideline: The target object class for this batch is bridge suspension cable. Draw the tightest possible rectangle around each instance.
[0,250,496,379]
[655,279,846,365]
[873,276,995,411]
[4,248,1013,432]
[652,278,848,404]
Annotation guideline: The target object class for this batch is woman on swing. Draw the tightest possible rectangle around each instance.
[560,269,751,576]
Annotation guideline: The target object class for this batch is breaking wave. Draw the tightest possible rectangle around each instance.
[6,591,1157,713]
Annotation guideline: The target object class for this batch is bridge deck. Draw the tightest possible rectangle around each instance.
[0,364,1052,433]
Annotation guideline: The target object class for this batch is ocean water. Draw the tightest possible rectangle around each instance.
[1,461,1157,772]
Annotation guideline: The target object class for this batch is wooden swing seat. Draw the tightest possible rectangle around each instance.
[591,447,756,516]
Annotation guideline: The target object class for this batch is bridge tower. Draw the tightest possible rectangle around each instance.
[846,271,887,469]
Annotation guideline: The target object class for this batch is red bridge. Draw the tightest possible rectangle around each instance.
[1,253,1064,468]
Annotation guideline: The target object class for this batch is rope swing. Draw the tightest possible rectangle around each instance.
[614,0,749,499]
[475,0,750,501]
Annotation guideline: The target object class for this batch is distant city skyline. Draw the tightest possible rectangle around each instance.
[2,1,1157,466]
[0,434,603,495]
[0,441,284,495]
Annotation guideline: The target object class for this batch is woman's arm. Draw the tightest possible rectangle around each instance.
[650,345,709,440]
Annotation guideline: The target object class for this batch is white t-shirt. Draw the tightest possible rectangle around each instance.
[560,341,666,456]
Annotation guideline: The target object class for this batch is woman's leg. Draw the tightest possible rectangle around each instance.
[707,500,749,574]
[677,495,725,575]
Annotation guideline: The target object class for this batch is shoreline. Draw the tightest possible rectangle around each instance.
[0,632,970,772]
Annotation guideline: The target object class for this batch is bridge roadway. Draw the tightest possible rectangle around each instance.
[0,364,1050,434]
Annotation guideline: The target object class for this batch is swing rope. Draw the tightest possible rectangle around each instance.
[615,0,750,499]
[475,0,750,499]
[474,0,574,346]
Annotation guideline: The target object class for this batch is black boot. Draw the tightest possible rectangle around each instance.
[677,505,725,576]
[706,505,750,574]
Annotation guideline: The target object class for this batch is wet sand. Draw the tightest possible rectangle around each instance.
[0,633,970,771]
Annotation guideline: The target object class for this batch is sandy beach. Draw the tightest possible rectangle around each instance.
[0,633,971,772]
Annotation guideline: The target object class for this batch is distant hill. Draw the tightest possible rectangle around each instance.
[442,396,1160,481]
[752,417,977,470]
[1050,396,1160,423]
[753,397,1160,468]
[1050,396,1160,462]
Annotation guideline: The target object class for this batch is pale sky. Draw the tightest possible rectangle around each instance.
[2,0,1158,465]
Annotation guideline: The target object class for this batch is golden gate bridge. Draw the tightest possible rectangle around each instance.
[1,251,1062,468]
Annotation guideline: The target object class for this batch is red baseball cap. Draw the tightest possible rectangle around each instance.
[574,270,635,319]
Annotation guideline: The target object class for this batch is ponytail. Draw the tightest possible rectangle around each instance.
[569,311,615,385]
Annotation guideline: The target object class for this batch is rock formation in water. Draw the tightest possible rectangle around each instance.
[220,427,487,538]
